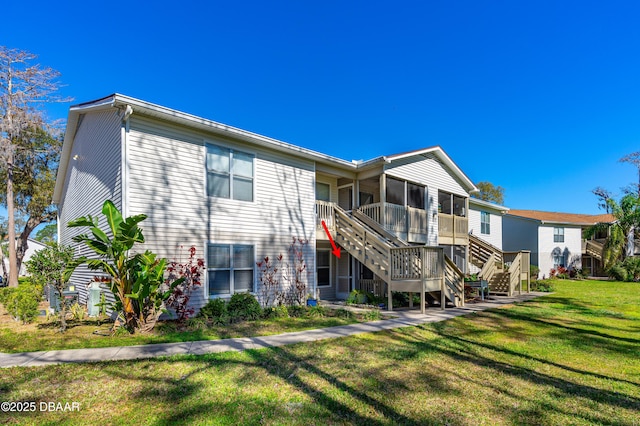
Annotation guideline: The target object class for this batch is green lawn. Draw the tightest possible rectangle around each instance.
[0,308,371,353]
[0,280,638,425]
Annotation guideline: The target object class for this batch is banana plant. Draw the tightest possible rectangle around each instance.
[68,200,183,332]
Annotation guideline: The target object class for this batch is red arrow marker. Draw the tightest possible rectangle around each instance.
[321,220,341,258]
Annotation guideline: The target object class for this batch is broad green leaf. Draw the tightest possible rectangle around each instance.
[102,200,123,235]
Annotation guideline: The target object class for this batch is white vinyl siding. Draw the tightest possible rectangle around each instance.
[469,202,504,250]
[539,225,582,278]
[385,152,469,197]
[57,109,123,307]
[125,115,316,309]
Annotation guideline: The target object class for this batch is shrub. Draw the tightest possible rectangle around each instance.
[530,280,555,292]
[335,308,355,319]
[622,257,640,281]
[165,246,205,322]
[69,302,86,321]
[3,283,42,323]
[607,264,628,282]
[263,305,289,319]
[198,298,228,320]
[530,265,540,279]
[228,293,261,321]
[363,309,381,321]
[288,305,306,318]
[307,305,325,318]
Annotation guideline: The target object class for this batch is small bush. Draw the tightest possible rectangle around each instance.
[3,283,42,323]
[186,316,208,331]
[530,280,555,292]
[228,293,261,321]
[288,305,306,318]
[198,298,228,320]
[392,292,409,307]
[607,264,628,282]
[363,309,381,321]
[263,305,289,319]
[69,302,86,321]
[530,265,540,279]
[335,308,355,319]
[307,305,326,318]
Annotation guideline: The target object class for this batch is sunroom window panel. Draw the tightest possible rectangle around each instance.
[234,270,254,292]
[209,270,231,295]
[407,183,425,209]
[438,191,452,214]
[386,177,405,205]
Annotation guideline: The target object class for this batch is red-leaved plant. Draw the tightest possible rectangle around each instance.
[257,254,283,308]
[165,246,205,321]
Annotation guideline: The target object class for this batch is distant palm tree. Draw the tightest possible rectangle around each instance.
[585,191,640,269]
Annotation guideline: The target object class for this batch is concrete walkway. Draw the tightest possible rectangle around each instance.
[0,292,546,368]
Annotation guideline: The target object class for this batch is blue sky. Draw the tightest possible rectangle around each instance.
[3,0,640,218]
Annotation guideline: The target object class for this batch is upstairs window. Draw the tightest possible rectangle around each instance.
[554,227,564,243]
[481,211,490,234]
[206,144,254,201]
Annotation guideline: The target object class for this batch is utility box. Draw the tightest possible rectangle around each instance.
[48,285,79,312]
[88,281,102,316]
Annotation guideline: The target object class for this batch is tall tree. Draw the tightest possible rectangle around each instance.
[0,127,62,276]
[0,46,68,287]
[34,223,57,243]
[620,151,640,195]
[473,181,505,205]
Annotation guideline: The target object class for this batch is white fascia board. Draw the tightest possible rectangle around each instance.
[469,198,509,213]
[110,94,357,171]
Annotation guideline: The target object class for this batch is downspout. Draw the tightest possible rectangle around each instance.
[120,105,133,216]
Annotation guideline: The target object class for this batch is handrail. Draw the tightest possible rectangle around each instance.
[507,252,522,296]
[444,255,465,306]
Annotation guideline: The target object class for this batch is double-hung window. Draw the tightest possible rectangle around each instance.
[208,244,254,296]
[553,253,565,268]
[553,227,564,243]
[481,211,490,234]
[206,144,254,201]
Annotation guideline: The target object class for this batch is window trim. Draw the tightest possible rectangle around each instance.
[480,211,491,235]
[553,227,564,243]
[553,253,565,268]
[206,242,256,297]
[316,249,332,288]
[205,142,255,202]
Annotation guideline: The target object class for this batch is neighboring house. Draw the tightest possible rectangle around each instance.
[3,238,48,277]
[503,210,614,278]
[53,94,529,312]
[468,198,508,274]
[469,198,508,250]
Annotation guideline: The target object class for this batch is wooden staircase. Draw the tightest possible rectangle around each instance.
[327,204,465,311]
[469,234,530,296]
[584,239,604,261]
